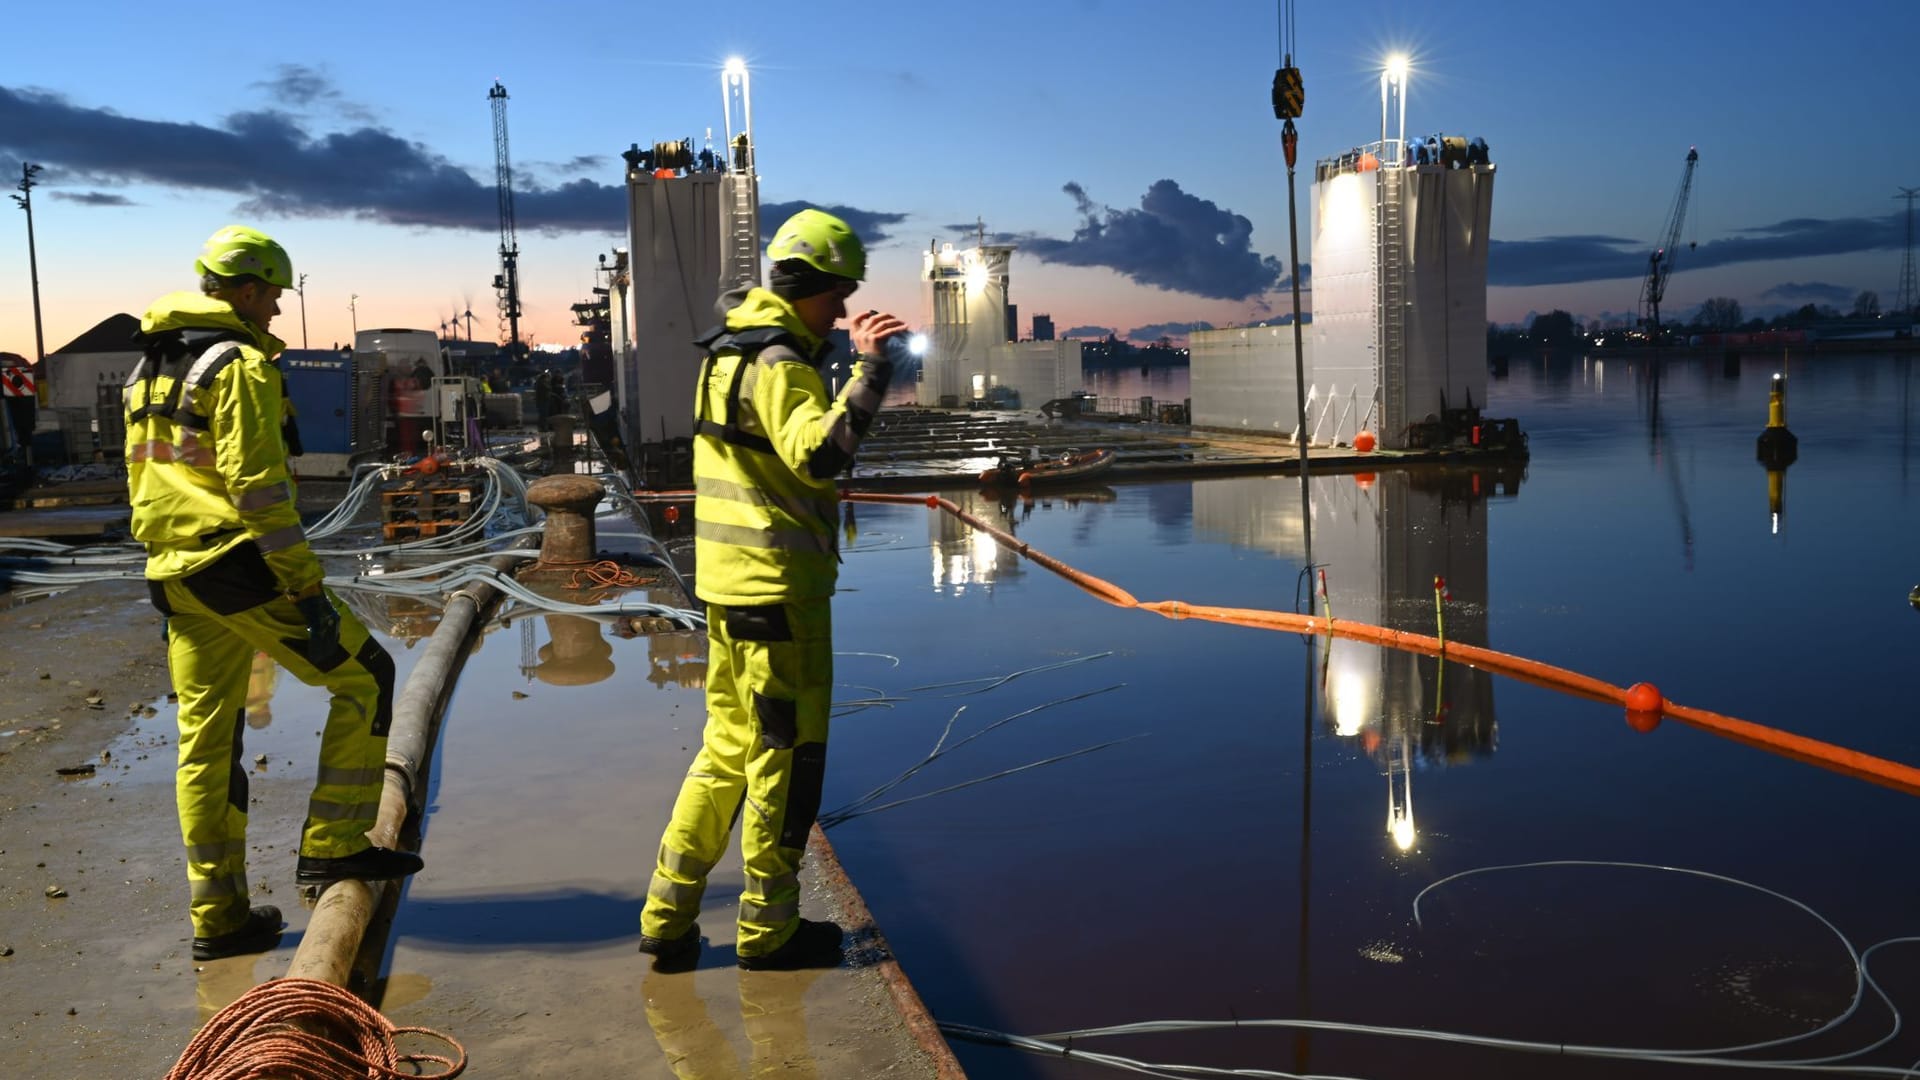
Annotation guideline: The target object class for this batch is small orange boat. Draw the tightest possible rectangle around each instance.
[979,447,1116,488]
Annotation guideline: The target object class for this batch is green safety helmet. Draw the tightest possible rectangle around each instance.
[194,225,294,288]
[766,209,865,281]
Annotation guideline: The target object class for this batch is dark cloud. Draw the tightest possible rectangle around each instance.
[1018,180,1286,301]
[1760,281,1856,304]
[526,155,609,178]
[1062,325,1114,339]
[758,200,908,247]
[1485,234,1644,287]
[250,65,377,123]
[254,65,333,107]
[943,222,1015,242]
[1490,214,1900,287]
[50,191,134,206]
[0,84,618,234]
[1126,321,1214,342]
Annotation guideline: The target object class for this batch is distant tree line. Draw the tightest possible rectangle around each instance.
[1491,290,1899,353]
[1077,334,1193,369]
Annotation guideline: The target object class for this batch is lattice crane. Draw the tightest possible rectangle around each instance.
[489,81,524,358]
[1638,146,1699,341]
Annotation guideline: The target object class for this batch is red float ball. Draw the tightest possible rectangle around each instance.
[1354,431,1377,453]
[1354,472,1377,490]
[1625,709,1662,734]
[1625,682,1663,713]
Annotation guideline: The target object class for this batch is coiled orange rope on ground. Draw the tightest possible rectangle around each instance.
[167,978,465,1080]
[563,559,648,590]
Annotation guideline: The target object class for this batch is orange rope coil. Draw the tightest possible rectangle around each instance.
[167,978,466,1080]
[563,559,648,590]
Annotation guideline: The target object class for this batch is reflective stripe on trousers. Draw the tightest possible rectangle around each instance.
[640,600,833,956]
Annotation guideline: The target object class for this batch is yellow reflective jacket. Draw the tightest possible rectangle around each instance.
[691,288,893,606]
[125,292,320,594]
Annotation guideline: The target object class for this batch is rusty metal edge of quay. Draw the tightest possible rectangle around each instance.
[808,824,969,1080]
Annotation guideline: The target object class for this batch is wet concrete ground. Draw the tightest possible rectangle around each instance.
[0,573,948,1077]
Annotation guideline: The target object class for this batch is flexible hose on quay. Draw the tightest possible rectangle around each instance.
[836,491,1920,800]
[168,548,525,1077]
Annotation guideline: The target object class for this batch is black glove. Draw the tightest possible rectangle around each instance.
[295,591,340,661]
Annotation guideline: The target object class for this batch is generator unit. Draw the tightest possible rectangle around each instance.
[281,348,386,478]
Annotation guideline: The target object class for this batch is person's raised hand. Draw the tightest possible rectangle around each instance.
[850,310,909,358]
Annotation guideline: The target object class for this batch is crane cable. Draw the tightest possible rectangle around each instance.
[831,490,1920,800]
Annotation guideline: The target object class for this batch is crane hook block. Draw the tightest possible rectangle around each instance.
[1272,67,1304,120]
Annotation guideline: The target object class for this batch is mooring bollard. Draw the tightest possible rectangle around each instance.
[525,473,604,565]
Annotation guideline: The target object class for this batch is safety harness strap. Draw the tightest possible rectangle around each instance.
[692,325,819,456]
[126,330,249,428]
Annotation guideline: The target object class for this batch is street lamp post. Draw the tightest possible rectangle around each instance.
[349,293,359,337]
[296,273,308,349]
[10,163,47,367]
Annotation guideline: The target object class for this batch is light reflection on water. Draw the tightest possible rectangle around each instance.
[827,352,1920,1079]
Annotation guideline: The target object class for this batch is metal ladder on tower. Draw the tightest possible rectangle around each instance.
[1376,165,1406,445]
[721,164,760,293]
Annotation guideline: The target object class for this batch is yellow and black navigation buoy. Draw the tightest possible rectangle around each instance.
[1756,372,1797,534]
[1755,372,1797,467]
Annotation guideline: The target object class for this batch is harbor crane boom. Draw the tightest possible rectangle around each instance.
[1639,146,1699,341]
[489,81,523,357]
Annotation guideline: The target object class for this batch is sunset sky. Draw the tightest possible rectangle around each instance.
[2,0,1915,360]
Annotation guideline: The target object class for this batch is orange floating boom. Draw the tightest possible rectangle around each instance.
[838,492,1920,799]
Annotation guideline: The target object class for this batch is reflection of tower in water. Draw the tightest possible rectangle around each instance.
[1195,464,1520,850]
[927,489,1026,592]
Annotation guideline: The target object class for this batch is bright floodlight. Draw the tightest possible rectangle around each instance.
[724,57,747,78]
[1386,53,1409,82]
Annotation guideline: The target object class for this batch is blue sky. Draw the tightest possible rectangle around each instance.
[2,0,1915,358]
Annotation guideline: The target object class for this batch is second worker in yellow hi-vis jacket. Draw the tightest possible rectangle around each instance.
[127,225,423,962]
[640,209,909,972]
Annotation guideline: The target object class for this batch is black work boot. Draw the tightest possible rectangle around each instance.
[295,846,424,886]
[737,919,844,971]
[192,905,284,961]
[639,922,702,974]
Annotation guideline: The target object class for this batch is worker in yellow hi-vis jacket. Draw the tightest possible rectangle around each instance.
[126,225,423,962]
[639,209,909,973]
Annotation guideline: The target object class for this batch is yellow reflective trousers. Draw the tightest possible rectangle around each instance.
[152,545,394,938]
[641,600,832,958]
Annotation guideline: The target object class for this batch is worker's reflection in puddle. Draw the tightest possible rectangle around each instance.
[194,954,265,1026]
[643,965,825,1078]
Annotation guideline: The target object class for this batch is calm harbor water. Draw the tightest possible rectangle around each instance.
[825,350,1920,1078]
